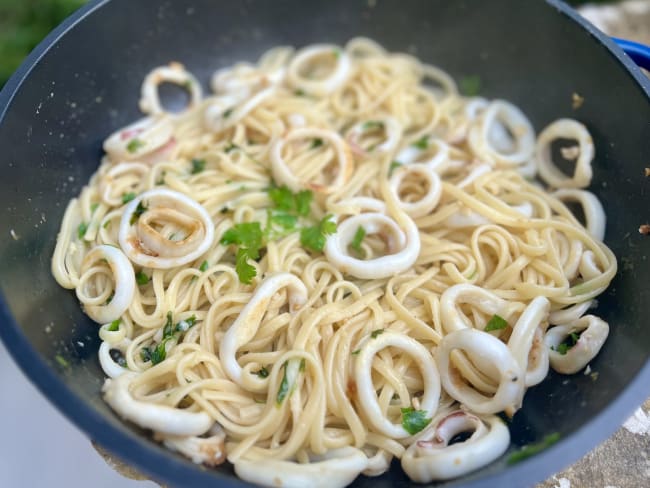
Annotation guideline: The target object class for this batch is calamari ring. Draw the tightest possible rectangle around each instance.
[440,284,514,334]
[287,44,352,96]
[395,138,450,172]
[553,188,605,241]
[468,100,535,168]
[234,447,368,488]
[270,128,354,194]
[102,372,213,436]
[346,117,402,155]
[118,189,214,269]
[545,314,609,374]
[355,331,440,438]
[436,328,524,415]
[324,212,420,280]
[98,338,131,379]
[103,116,174,161]
[76,245,135,323]
[389,163,442,218]
[219,273,308,392]
[161,425,226,467]
[401,411,509,482]
[204,87,275,133]
[139,62,202,115]
[536,118,594,189]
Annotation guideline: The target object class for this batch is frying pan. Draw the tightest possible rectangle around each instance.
[1,1,649,487]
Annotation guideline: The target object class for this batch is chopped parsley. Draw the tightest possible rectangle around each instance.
[459,75,482,96]
[224,142,240,153]
[129,201,148,225]
[254,367,269,378]
[276,359,302,406]
[90,202,99,214]
[507,432,561,465]
[294,89,306,97]
[362,120,384,131]
[191,158,206,174]
[221,222,264,284]
[351,226,366,256]
[300,215,337,252]
[351,349,361,355]
[141,312,198,365]
[54,354,70,368]
[371,329,385,339]
[553,332,580,355]
[135,271,149,286]
[77,222,88,239]
[223,108,233,119]
[268,185,312,217]
[484,314,508,332]
[401,407,432,435]
[389,161,402,176]
[310,138,324,149]
[235,248,258,285]
[126,138,145,154]
[122,192,136,204]
[412,135,429,150]
[199,260,209,272]
[107,319,121,332]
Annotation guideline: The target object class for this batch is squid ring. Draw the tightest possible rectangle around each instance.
[324,212,420,280]
[139,62,202,115]
[103,116,174,161]
[355,331,440,439]
[436,328,524,415]
[468,100,535,167]
[389,163,442,218]
[219,273,308,392]
[234,447,368,488]
[76,245,135,323]
[440,284,513,334]
[161,424,226,467]
[287,44,351,96]
[204,87,275,133]
[270,128,354,194]
[395,138,450,171]
[536,118,594,189]
[98,338,131,379]
[553,188,605,241]
[210,62,284,98]
[401,411,509,482]
[545,314,609,374]
[346,117,402,155]
[102,372,213,436]
[119,188,215,269]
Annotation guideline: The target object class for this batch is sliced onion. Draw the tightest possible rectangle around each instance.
[118,189,214,269]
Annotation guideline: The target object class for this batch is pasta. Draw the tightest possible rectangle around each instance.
[51,38,617,486]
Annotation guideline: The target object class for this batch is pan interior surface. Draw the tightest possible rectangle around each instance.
[0,1,649,487]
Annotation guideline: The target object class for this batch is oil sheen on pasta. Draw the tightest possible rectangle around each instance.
[51,38,616,487]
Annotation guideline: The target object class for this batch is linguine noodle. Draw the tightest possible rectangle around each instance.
[51,38,616,486]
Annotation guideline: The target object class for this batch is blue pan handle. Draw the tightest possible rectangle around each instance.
[612,37,650,71]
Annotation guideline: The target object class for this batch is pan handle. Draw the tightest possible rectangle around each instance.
[612,37,650,71]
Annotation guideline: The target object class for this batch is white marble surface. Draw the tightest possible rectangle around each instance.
[0,340,156,488]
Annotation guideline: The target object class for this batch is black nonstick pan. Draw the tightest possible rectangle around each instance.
[1,1,649,487]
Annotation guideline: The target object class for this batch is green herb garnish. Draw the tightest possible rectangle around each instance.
[126,138,145,154]
[223,108,233,119]
[90,203,99,214]
[77,222,88,239]
[311,138,324,149]
[268,185,312,217]
[235,248,258,285]
[191,158,206,174]
[371,329,385,339]
[507,432,561,465]
[224,142,240,153]
[54,354,70,368]
[554,332,580,355]
[122,192,136,204]
[107,319,120,332]
[199,260,209,272]
[485,314,508,332]
[412,135,429,150]
[300,214,337,252]
[459,75,482,96]
[388,161,402,176]
[129,201,148,225]
[135,271,149,286]
[254,367,269,378]
[351,226,366,256]
[362,120,384,131]
[401,407,432,435]
[351,349,361,355]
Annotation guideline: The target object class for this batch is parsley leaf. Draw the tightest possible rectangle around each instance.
[351,349,361,355]
[459,75,482,96]
[162,311,174,339]
[389,161,402,176]
[401,407,432,435]
[270,211,298,231]
[254,367,269,378]
[300,215,337,252]
[129,201,147,225]
[107,319,120,332]
[351,226,366,256]
[221,222,264,250]
[175,315,196,333]
[363,120,384,131]
[294,89,306,96]
[90,203,99,214]
[507,432,561,465]
[77,222,88,239]
[126,138,145,154]
[224,142,239,153]
[223,108,233,119]
[150,342,167,365]
[268,185,295,211]
[371,329,385,339]
[412,135,429,150]
[135,271,149,285]
[199,260,209,272]
[485,314,508,332]
[311,138,324,149]
[294,190,312,217]
[276,359,302,405]
[236,248,257,284]
[554,332,580,355]
[191,158,206,174]
[122,192,136,204]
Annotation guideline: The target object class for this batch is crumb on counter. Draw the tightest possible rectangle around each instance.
[572,92,584,109]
